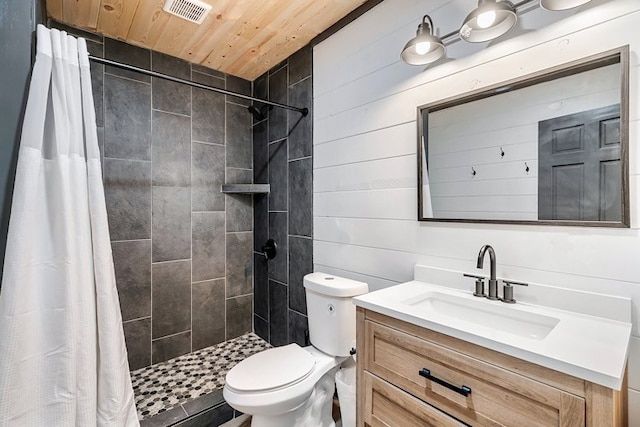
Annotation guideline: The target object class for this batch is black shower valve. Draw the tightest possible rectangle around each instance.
[261,239,277,260]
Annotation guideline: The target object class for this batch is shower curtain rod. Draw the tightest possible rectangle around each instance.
[88,56,309,116]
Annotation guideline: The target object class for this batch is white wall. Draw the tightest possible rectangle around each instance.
[313,0,640,420]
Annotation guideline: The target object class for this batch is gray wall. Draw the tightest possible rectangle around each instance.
[51,22,255,370]
[0,0,45,278]
[252,46,314,347]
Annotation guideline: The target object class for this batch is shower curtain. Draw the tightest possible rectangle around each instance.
[0,25,138,426]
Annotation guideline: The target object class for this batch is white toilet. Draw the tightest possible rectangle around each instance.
[223,273,368,427]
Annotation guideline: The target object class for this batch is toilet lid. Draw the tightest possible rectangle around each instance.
[225,344,316,392]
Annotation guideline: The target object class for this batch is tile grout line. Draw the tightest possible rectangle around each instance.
[190,60,194,356]
[149,48,154,368]
[224,71,228,343]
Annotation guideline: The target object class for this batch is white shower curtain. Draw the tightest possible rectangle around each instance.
[0,25,138,426]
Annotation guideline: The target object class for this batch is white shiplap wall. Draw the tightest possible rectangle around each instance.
[313,0,640,420]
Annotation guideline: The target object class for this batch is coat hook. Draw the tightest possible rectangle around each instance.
[471,167,477,177]
[525,162,530,174]
[500,147,505,158]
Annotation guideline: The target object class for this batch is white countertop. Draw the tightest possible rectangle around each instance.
[354,280,631,390]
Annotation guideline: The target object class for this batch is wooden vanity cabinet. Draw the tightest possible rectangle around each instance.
[356,308,627,427]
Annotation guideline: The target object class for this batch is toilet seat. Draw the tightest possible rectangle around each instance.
[225,344,316,393]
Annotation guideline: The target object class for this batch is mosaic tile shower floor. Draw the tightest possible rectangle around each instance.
[132,333,271,420]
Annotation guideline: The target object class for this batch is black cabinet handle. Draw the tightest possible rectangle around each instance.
[418,368,472,397]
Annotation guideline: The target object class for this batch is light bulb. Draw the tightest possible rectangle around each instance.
[476,10,496,29]
[415,41,431,55]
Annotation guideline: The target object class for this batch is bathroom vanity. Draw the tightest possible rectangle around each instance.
[353,266,631,426]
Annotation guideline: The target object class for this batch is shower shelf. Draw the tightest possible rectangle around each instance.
[221,184,270,194]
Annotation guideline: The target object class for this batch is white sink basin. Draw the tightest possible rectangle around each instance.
[403,291,559,340]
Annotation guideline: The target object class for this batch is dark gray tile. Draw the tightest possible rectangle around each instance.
[84,41,102,58]
[269,61,288,76]
[226,103,252,169]
[269,280,288,347]
[192,142,225,212]
[253,121,268,184]
[152,186,191,262]
[289,158,312,237]
[174,403,233,427]
[226,169,253,229]
[226,295,253,340]
[112,240,151,321]
[152,110,191,186]
[227,195,252,232]
[153,78,191,116]
[152,260,191,338]
[192,212,225,281]
[254,253,269,319]
[104,74,151,161]
[226,232,253,297]
[288,236,312,315]
[123,317,151,370]
[140,405,188,427]
[152,51,191,78]
[192,72,225,144]
[152,330,191,364]
[254,314,269,342]
[288,78,312,160]
[183,389,224,416]
[192,279,225,350]
[254,72,268,101]
[90,60,104,127]
[268,212,288,284]
[226,168,251,184]
[268,66,288,142]
[288,310,309,347]
[252,73,269,126]
[104,158,151,241]
[268,139,288,211]
[227,75,251,106]
[105,37,151,83]
[288,45,312,86]
[254,194,268,252]
[192,63,225,79]
[191,70,225,88]
[151,51,192,116]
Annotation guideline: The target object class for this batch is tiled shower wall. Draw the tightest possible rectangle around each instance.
[51,22,254,370]
[252,46,314,347]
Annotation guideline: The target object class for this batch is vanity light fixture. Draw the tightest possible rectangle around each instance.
[401,0,593,67]
[539,0,592,11]
[400,15,446,65]
[460,0,518,43]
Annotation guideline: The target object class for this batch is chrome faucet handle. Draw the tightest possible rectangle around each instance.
[463,273,486,297]
[501,280,528,304]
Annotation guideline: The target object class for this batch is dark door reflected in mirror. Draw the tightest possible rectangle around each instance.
[418,46,629,227]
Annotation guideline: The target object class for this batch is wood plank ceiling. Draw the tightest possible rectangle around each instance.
[46,0,368,80]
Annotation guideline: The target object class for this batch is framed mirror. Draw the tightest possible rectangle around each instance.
[418,46,629,227]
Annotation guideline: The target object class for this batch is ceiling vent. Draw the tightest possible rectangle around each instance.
[163,0,212,24]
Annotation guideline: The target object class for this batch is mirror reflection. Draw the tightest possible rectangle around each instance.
[418,47,628,227]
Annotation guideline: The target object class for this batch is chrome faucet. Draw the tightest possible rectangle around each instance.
[477,245,499,300]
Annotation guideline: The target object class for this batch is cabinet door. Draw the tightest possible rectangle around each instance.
[363,371,467,427]
[364,321,585,427]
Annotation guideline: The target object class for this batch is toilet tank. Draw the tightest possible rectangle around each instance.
[303,273,368,357]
